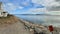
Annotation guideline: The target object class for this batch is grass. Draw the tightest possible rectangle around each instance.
[0,14,19,25]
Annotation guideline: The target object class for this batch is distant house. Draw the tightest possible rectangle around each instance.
[0,2,8,17]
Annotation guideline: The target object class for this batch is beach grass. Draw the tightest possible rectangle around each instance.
[0,14,19,25]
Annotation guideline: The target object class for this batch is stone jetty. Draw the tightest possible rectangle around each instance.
[19,18,49,34]
[19,18,60,34]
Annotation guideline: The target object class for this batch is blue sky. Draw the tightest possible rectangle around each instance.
[0,0,45,14]
[0,0,60,14]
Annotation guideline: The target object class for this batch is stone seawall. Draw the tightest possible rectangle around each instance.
[19,18,60,34]
[19,18,50,34]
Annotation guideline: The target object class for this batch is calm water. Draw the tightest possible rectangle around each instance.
[15,14,60,27]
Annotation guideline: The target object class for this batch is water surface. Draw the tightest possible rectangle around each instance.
[15,14,60,27]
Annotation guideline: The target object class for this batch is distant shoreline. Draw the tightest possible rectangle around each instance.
[14,14,60,16]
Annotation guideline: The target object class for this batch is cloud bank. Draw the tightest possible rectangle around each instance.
[1,0,60,14]
[32,0,60,11]
[46,0,60,11]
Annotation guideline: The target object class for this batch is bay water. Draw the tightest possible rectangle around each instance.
[15,14,60,27]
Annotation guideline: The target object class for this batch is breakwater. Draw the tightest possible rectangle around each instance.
[19,18,50,34]
[19,18,60,34]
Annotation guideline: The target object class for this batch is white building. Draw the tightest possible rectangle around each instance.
[0,2,8,17]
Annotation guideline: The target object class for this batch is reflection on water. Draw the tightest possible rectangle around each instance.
[15,14,60,27]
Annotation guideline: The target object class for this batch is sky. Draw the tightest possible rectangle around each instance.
[0,0,60,14]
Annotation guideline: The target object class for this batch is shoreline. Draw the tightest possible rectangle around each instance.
[18,17,60,34]
[18,18,49,34]
[0,14,60,34]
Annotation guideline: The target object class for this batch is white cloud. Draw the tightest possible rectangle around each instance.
[49,2,60,6]
[32,0,54,6]
[46,0,60,11]
[22,2,29,6]
[18,6,24,9]
[24,0,60,15]
[28,8,47,12]
[26,8,48,14]
[32,0,60,7]
[32,0,41,4]
[32,0,60,11]
[1,0,60,14]
[3,3,17,11]
[2,3,24,12]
